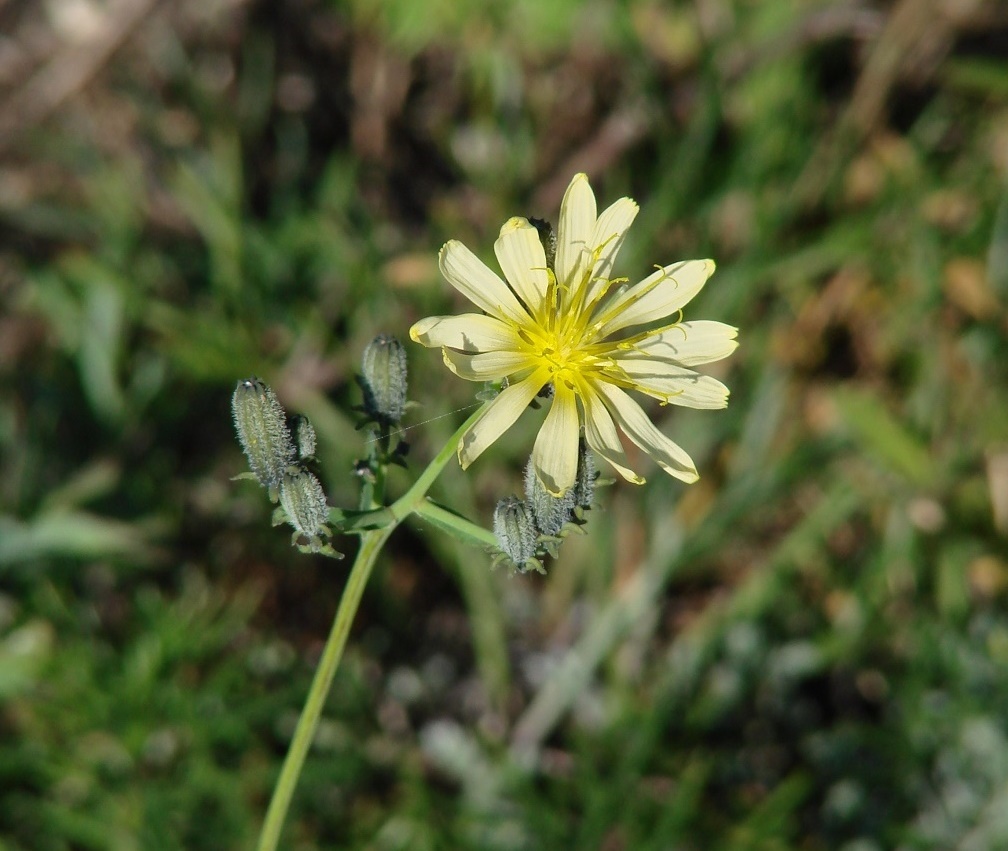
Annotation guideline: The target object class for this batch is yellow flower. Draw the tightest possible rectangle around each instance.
[410,173,737,495]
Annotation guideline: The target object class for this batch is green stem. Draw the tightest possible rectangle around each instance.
[413,498,498,549]
[255,527,390,851]
[389,403,488,520]
[255,401,489,851]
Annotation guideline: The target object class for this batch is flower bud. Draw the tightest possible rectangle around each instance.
[294,415,317,460]
[361,334,408,423]
[493,497,537,568]
[573,443,597,510]
[279,467,329,540]
[524,460,575,536]
[232,378,295,491]
[528,217,557,272]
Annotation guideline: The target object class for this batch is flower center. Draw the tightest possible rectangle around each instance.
[534,326,592,387]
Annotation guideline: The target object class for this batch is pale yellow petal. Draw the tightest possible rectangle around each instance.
[410,314,522,352]
[579,383,645,485]
[439,240,529,325]
[442,348,534,381]
[614,359,731,409]
[531,381,580,495]
[628,321,739,367]
[494,217,548,320]
[594,381,698,483]
[555,173,596,294]
[584,197,639,304]
[594,259,715,338]
[458,369,549,469]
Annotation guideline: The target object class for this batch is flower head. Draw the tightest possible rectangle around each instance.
[410,173,737,495]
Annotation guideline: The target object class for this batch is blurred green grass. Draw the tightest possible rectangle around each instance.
[1,0,1007,848]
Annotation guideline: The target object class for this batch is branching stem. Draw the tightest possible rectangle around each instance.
[255,402,490,851]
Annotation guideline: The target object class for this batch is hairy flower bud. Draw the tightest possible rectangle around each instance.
[528,217,557,272]
[279,467,329,540]
[361,334,408,423]
[294,415,317,460]
[573,443,597,510]
[232,378,295,492]
[524,460,575,535]
[493,497,537,567]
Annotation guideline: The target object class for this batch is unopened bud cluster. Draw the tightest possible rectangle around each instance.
[232,377,334,555]
[492,441,598,572]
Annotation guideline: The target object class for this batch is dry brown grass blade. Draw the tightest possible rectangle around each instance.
[0,0,166,154]
[791,0,990,209]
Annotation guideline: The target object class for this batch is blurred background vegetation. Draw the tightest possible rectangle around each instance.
[1,0,1007,847]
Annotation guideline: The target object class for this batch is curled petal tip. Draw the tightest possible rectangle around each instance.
[499,216,531,236]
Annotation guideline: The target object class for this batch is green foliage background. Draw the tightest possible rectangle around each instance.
[2,0,1007,848]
